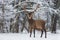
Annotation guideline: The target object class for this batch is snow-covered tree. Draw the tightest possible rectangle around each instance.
[0,0,60,33]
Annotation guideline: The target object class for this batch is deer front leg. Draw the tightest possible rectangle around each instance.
[29,27,32,37]
[40,30,43,38]
[44,29,47,38]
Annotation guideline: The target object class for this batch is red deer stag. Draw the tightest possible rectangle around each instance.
[28,13,46,38]
[23,4,47,38]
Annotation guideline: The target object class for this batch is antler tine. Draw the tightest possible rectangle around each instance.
[33,4,40,12]
[23,5,26,11]
[23,5,29,14]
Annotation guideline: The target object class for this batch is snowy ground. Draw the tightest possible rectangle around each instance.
[0,30,60,40]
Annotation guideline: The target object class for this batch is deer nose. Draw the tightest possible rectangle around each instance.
[29,17,32,19]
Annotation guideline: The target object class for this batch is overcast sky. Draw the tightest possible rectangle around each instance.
[0,0,2,2]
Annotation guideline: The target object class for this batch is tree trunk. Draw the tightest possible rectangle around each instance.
[1,0,5,33]
[51,14,59,33]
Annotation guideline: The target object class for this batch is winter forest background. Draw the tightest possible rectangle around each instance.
[0,0,60,40]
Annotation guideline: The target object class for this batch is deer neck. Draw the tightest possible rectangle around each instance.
[28,18,34,25]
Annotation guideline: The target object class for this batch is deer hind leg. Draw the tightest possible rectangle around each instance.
[44,28,47,38]
[33,28,35,38]
[40,29,43,38]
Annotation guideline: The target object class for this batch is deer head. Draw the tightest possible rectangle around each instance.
[27,12,34,19]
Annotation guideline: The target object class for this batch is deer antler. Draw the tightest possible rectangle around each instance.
[23,4,40,14]
[33,4,40,12]
[23,5,26,11]
[23,5,29,14]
